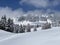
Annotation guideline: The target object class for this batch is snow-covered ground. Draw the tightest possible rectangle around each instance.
[0,27,60,45]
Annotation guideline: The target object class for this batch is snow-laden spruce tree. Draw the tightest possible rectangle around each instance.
[19,24,25,33]
[26,24,31,32]
[7,18,14,32]
[0,15,7,30]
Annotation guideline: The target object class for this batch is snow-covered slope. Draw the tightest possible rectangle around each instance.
[0,27,60,45]
[0,30,15,42]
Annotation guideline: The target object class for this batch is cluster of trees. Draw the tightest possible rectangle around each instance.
[0,15,37,33]
[42,23,51,29]
[0,15,52,33]
[18,15,39,22]
[0,15,14,32]
[18,16,26,21]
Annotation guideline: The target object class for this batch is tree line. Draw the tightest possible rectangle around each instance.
[0,15,37,33]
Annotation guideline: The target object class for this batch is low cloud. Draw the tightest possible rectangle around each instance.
[0,7,25,18]
[0,7,60,19]
[20,0,48,8]
[20,0,60,8]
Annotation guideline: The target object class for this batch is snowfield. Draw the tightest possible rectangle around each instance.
[0,27,60,45]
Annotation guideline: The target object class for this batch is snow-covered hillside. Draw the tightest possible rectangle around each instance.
[0,30,15,42]
[0,27,60,45]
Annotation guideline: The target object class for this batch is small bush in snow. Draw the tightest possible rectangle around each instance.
[26,24,31,32]
[34,26,37,31]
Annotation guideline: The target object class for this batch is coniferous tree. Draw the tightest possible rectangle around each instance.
[20,25,25,33]
[34,26,37,31]
[7,18,14,32]
[3,15,7,29]
[26,24,31,32]
[4,15,6,22]
[0,15,7,30]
